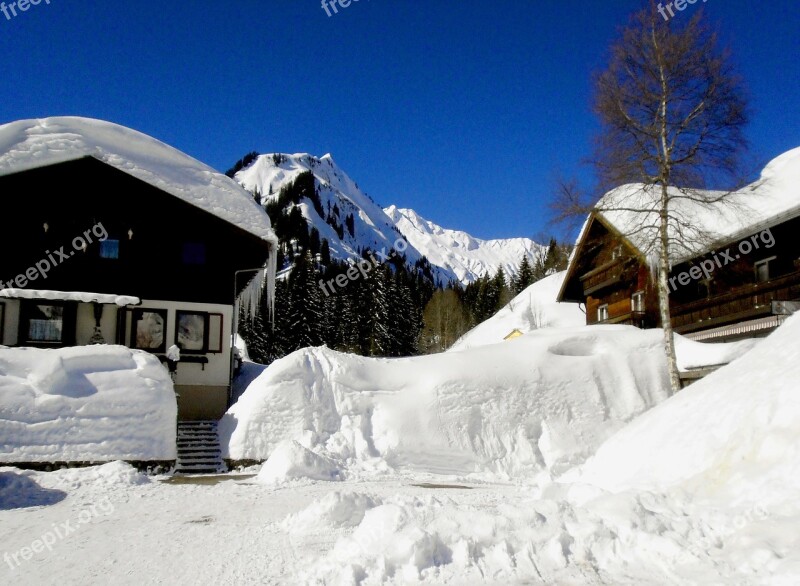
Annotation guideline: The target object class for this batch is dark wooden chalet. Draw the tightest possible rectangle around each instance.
[0,117,277,420]
[558,202,800,342]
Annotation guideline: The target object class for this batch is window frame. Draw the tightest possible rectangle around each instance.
[597,303,609,323]
[754,256,776,283]
[20,300,74,347]
[175,310,210,355]
[131,308,168,354]
[99,238,120,260]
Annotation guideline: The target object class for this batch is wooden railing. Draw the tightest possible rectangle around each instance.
[671,270,800,331]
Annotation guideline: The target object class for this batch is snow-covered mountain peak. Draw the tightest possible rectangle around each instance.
[385,205,545,284]
[233,152,545,285]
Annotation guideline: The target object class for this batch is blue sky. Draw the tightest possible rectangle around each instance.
[1,1,798,240]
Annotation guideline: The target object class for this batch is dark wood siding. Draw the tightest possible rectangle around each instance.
[0,157,272,305]
[669,216,800,333]
[561,212,800,334]
[568,219,659,328]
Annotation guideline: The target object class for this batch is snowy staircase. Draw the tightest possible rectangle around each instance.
[175,421,227,475]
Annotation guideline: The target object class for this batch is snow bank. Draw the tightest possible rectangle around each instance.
[41,461,152,491]
[0,346,177,462]
[300,491,690,585]
[281,491,380,534]
[222,325,671,478]
[578,313,800,502]
[257,439,343,485]
[316,497,451,583]
[449,271,585,351]
[0,469,66,509]
[674,334,759,371]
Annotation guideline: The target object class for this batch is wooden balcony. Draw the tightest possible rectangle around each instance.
[671,270,800,333]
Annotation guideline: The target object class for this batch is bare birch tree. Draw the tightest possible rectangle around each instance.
[557,5,749,391]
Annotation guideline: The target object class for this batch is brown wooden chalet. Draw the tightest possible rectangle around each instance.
[558,186,800,342]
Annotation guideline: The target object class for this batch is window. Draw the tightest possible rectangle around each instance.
[182,242,206,265]
[99,239,120,259]
[26,304,64,343]
[755,257,776,283]
[611,245,624,260]
[597,304,609,322]
[131,309,168,353]
[176,311,209,354]
[631,291,645,313]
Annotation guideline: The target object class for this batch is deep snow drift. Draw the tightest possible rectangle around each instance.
[0,345,176,463]
[449,270,759,370]
[221,325,671,478]
[578,312,800,501]
[449,271,585,351]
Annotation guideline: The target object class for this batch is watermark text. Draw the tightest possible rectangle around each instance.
[4,497,114,571]
[668,228,775,293]
[0,222,108,291]
[1,0,51,22]
[657,0,709,22]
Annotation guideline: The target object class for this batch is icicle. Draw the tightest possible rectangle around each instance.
[266,244,277,323]
[236,242,278,326]
[647,251,661,280]
[238,268,264,326]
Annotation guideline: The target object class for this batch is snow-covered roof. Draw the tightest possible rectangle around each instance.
[0,289,141,306]
[558,147,800,303]
[0,117,277,245]
[593,147,800,263]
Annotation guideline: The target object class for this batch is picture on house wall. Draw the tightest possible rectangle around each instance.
[132,309,167,353]
[176,311,208,353]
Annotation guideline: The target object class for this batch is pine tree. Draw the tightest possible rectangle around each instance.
[514,254,535,294]
[544,237,569,274]
[264,279,291,362]
[361,264,390,356]
[287,251,325,350]
[320,239,331,266]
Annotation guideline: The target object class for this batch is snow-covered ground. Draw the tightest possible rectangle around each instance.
[2,317,797,584]
[449,271,585,351]
[449,271,759,371]
[0,345,176,463]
